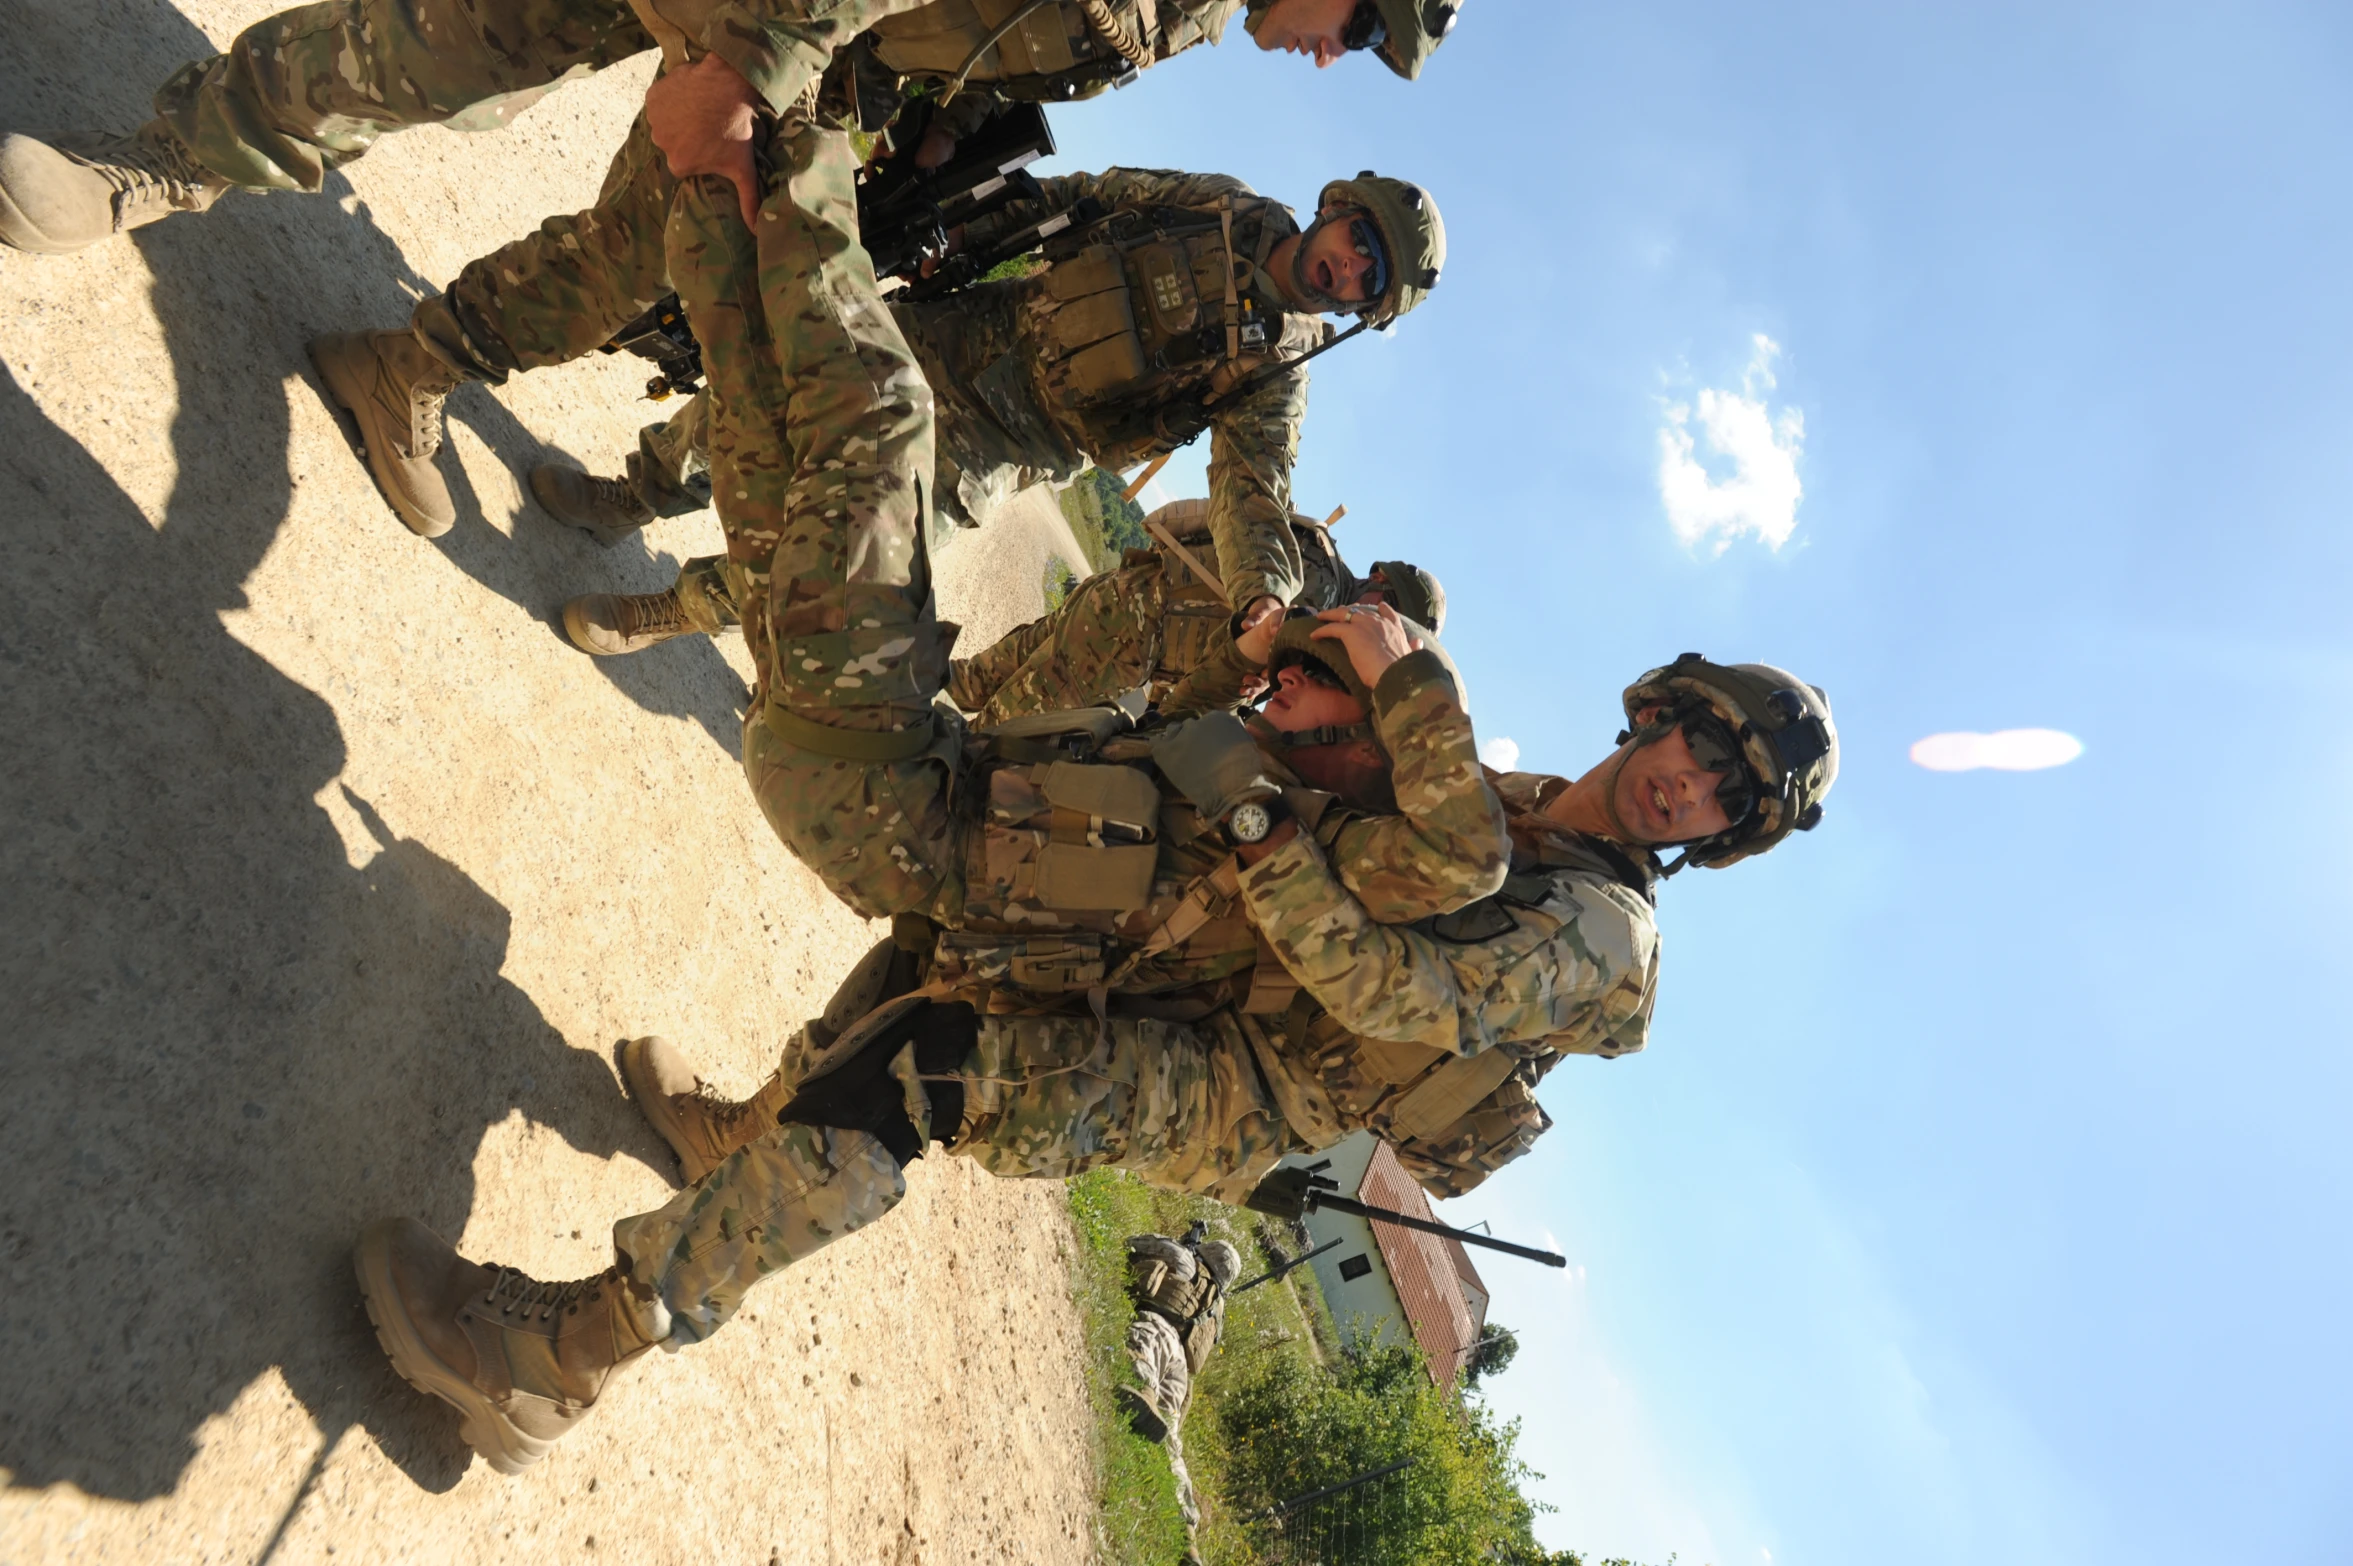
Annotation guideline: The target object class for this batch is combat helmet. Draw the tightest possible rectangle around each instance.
[1197,1240,1241,1292]
[1618,653,1838,872]
[1366,560,1446,632]
[1296,172,1445,324]
[1254,609,1464,751]
[1356,0,1465,80]
[1258,612,1381,750]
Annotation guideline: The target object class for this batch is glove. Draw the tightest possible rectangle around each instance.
[1149,712,1282,823]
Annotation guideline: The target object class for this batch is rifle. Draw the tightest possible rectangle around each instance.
[861,98,1058,283]
[1244,1161,1567,1270]
[598,100,1066,398]
[597,294,705,403]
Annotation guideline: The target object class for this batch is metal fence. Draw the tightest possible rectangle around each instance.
[1250,1458,1416,1565]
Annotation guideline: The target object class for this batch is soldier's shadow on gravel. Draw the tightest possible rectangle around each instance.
[427,404,752,759]
[0,23,677,1501]
[0,0,745,765]
[0,350,668,1503]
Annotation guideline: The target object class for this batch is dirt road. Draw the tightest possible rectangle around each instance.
[0,15,1100,1563]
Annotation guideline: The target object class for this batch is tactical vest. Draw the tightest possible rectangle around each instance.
[1023,198,1310,448]
[930,708,1358,1000]
[1130,1252,1219,1327]
[866,0,1239,100]
[1250,830,1660,1197]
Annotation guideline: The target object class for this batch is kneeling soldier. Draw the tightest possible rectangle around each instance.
[354,643,1839,1472]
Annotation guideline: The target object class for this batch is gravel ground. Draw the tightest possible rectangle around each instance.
[0,11,1102,1560]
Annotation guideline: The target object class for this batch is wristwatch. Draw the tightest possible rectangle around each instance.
[1222,795,1290,847]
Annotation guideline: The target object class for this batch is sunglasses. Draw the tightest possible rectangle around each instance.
[1680,711,1760,826]
[1348,217,1391,298]
[1341,1,1388,52]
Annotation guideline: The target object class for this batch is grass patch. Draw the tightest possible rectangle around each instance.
[1065,1170,1341,1566]
[1057,467,1151,573]
[1042,556,1079,613]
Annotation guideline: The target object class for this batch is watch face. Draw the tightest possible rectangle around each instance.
[1229,801,1272,843]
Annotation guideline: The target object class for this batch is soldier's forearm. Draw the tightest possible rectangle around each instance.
[1349,651,1510,917]
[1237,834,1464,1049]
[1157,635,1260,719]
[685,0,928,118]
[1205,480,1302,611]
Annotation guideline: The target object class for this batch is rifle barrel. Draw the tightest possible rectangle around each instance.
[1311,1193,1566,1268]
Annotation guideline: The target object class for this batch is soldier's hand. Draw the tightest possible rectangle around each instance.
[1310,603,1420,688]
[1234,608,1282,667]
[646,54,763,229]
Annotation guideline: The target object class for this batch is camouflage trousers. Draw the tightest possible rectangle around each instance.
[421,109,677,380]
[1126,1312,1203,1535]
[941,552,1233,724]
[648,287,1068,632]
[154,0,654,191]
[612,1007,1291,1344]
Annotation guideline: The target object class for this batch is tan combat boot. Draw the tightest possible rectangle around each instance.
[530,465,656,546]
[354,1217,666,1475]
[620,1035,794,1185]
[0,123,229,255]
[309,329,466,537]
[562,589,690,657]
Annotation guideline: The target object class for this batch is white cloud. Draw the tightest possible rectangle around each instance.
[1658,335,1806,555]
[1479,736,1522,772]
[1909,729,2085,772]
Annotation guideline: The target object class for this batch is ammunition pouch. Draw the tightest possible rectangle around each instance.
[930,930,1112,993]
[977,758,1162,915]
[1038,244,1149,404]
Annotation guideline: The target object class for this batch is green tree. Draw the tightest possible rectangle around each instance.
[1461,1324,1520,1389]
[1213,1338,1551,1564]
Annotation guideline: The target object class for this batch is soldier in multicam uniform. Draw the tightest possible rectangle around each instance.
[942,496,1445,725]
[533,156,1440,570]
[0,0,1460,253]
[452,160,1442,663]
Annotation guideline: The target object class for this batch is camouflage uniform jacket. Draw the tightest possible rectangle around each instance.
[944,501,1361,722]
[624,0,1239,121]
[1235,769,1664,1198]
[942,649,1504,999]
[957,168,1325,612]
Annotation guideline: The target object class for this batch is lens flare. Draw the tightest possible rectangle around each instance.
[1909,729,2084,772]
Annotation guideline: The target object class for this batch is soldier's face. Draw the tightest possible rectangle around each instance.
[1260,664,1368,734]
[1608,718,1737,845]
[1249,0,1360,67]
[1298,207,1379,304]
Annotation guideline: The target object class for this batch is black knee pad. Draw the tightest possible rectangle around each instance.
[777,999,976,1166]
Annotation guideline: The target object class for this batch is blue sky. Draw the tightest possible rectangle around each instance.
[1051,5,2353,1561]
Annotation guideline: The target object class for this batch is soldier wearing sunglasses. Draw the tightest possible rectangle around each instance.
[1249,0,1465,77]
[550,165,1449,658]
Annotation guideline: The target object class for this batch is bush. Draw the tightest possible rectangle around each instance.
[1214,1337,1552,1565]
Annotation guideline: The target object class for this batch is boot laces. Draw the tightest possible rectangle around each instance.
[685,1079,760,1133]
[482,1265,615,1324]
[589,476,644,516]
[620,590,686,640]
[84,128,215,211]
